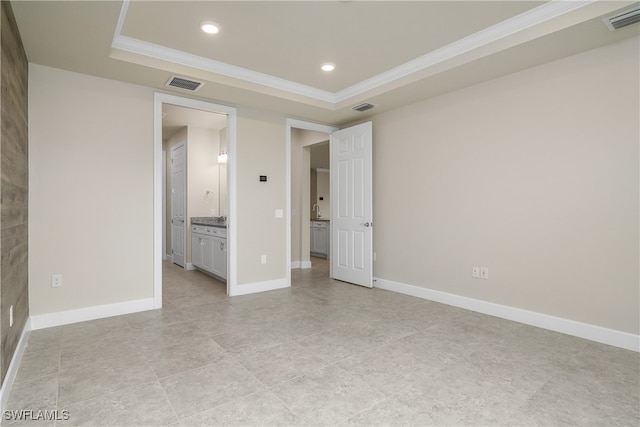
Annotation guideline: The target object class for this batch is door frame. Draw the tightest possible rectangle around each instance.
[154,93,238,307]
[286,118,338,285]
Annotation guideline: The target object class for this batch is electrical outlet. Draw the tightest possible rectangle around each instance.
[261,255,267,264]
[373,252,377,262]
[472,266,480,278]
[52,274,62,287]
[480,267,489,280]
[9,305,13,327]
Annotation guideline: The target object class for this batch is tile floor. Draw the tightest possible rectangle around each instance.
[3,258,639,426]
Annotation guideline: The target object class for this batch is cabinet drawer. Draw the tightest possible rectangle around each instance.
[192,225,209,234]
[311,221,328,229]
[210,228,227,239]
[192,225,227,238]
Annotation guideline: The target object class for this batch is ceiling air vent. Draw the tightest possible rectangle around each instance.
[603,7,640,31]
[352,103,375,112]
[165,76,203,92]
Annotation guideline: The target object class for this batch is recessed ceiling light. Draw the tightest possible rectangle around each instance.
[321,63,335,72]
[200,21,220,35]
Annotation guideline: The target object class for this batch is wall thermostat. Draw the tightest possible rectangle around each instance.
[259,175,267,182]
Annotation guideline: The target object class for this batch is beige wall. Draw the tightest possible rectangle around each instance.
[29,64,294,311]
[236,107,288,285]
[29,64,155,314]
[370,36,639,334]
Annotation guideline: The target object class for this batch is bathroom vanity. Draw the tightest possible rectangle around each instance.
[310,220,329,258]
[191,217,227,281]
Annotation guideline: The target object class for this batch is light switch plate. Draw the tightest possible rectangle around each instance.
[275,209,283,218]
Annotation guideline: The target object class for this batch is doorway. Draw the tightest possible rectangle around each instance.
[162,104,227,269]
[154,93,238,308]
[286,119,337,285]
[287,119,374,289]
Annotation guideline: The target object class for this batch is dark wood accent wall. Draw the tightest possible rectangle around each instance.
[0,0,29,385]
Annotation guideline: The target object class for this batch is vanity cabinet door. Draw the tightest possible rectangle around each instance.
[202,235,215,272]
[191,233,204,268]
[313,227,328,255]
[211,237,227,279]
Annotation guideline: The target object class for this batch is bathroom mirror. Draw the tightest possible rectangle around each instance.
[218,127,228,217]
[162,104,228,218]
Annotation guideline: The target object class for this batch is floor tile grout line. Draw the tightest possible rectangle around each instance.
[151,366,182,425]
[51,343,61,427]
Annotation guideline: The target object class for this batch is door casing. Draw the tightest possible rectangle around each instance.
[154,93,238,307]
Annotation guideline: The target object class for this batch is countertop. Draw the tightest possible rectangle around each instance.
[311,219,330,221]
[191,217,227,228]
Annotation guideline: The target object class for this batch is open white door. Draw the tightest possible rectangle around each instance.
[331,122,373,288]
[171,142,186,267]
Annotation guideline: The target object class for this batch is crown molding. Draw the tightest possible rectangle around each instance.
[334,0,596,102]
[111,34,337,104]
[112,0,594,107]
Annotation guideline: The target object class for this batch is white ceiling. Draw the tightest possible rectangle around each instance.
[12,1,640,126]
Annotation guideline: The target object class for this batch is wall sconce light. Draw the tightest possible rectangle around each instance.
[218,151,228,163]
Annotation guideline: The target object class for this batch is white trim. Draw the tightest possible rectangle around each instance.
[333,0,595,103]
[113,36,336,104]
[229,278,288,297]
[30,298,155,331]
[291,261,312,269]
[162,150,167,261]
[113,0,593,107]
[286,119,338,280]
[112,0,130,46]
[185,262,196,271]
[153,95,163,308]
[153,93,238,301]
[0,319,31,413]
[374,278,639,352]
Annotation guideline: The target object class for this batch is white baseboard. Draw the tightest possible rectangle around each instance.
[374,277,639,352]
[230,278,289,296]
[185,263,195,271]
[291,261,312,269]
[30,298,155,330]
[0,319,32,413]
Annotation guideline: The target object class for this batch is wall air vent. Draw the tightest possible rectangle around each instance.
[165,76,204,92]
[352,103,375,112]
[603,7,640,31]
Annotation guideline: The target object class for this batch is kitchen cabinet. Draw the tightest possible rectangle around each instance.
[310,220,329,258]
[191,225,227,280]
